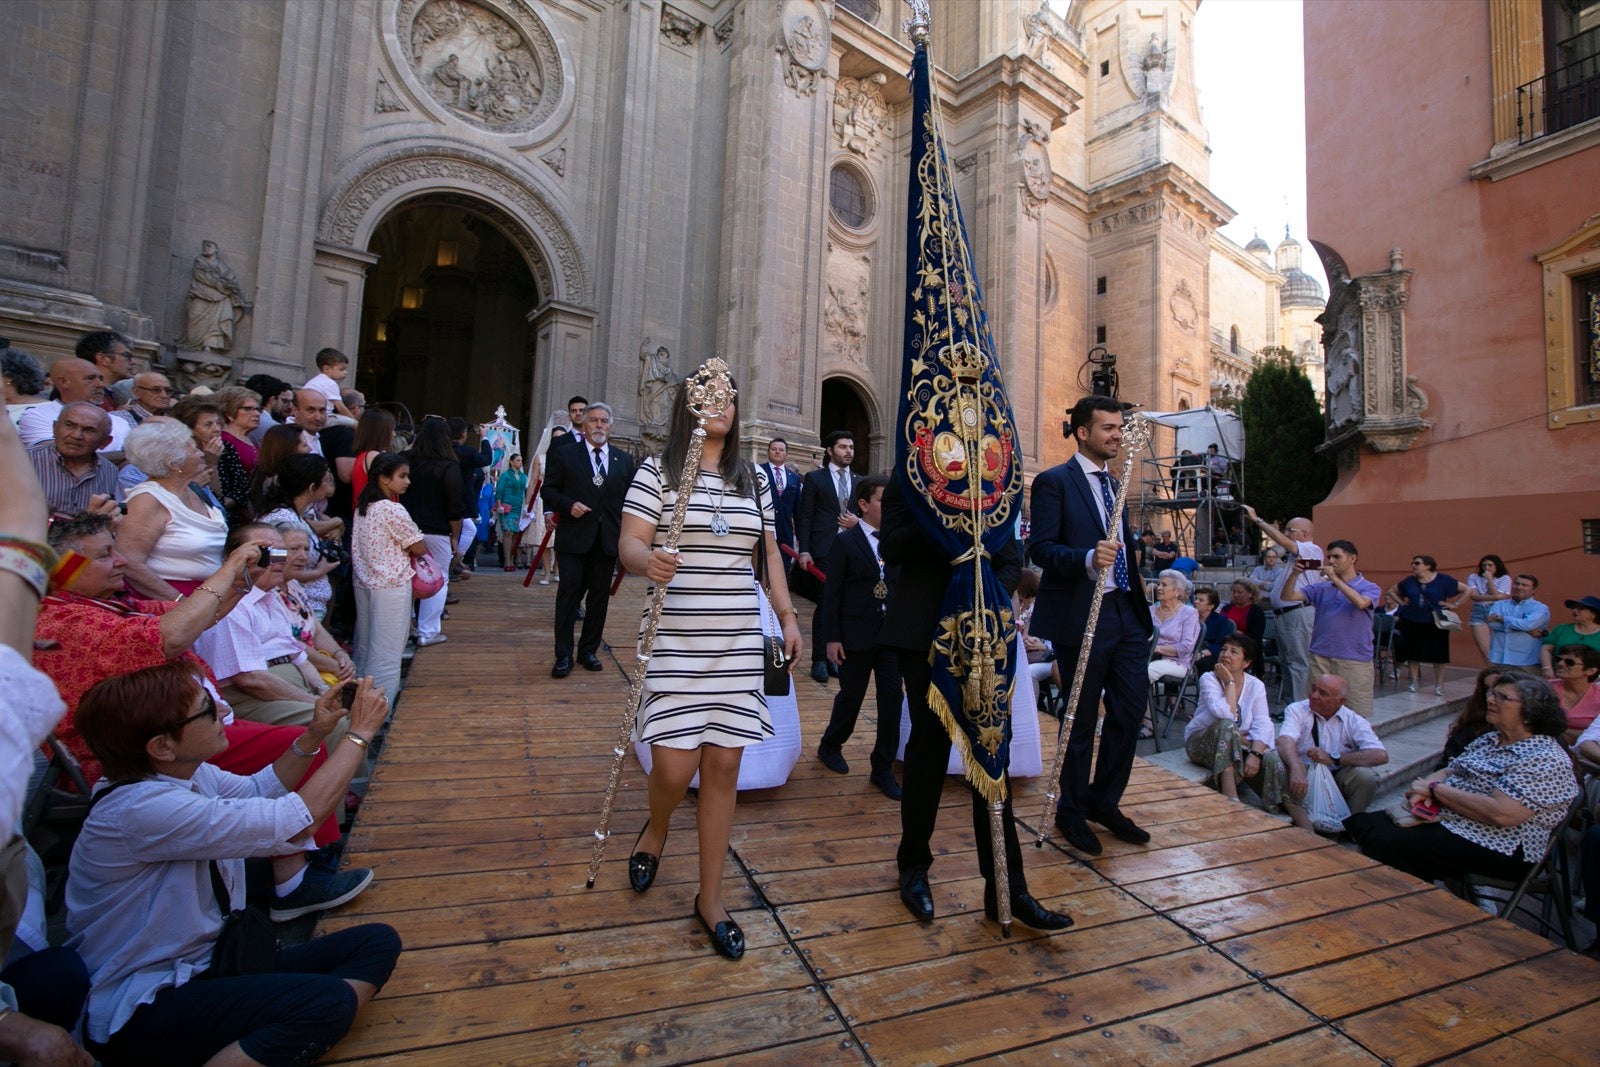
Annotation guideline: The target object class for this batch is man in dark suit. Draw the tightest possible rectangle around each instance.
[816,474,903,800]
[759,437,800,573]
[541,401,635,678]
[881,476,1072,932]
[551,395,588,452]
[1028,395,1154,856]
[797,429,858,682]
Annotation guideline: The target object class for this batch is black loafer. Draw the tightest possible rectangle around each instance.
[694,895,745,960]
[899,869,935,921]
[1054,812,1103,855]
[869,770,903,801]
[628,823,661,893]
[985,890,1075,931]
[817,745,849,775]
[551,656,572,678]
[580,653,604,672]
[1088,808,1151,845]
[810,661,830,684]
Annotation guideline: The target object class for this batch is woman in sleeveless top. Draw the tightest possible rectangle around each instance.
[117,419,227,599]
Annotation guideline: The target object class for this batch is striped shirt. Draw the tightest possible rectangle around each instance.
[27,440,122,516]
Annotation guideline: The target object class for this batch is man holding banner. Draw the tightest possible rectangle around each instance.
[885,2,1071,935]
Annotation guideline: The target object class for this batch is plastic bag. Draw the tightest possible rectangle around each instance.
[1305,761,1351,833]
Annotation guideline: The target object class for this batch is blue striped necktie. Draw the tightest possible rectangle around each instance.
[1094,471,1130,591]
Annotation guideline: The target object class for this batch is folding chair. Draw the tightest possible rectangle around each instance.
[23,734,93,917]
[1150,629,1207,750]
[1458,793,1584,950]
[1373,613,1399,688]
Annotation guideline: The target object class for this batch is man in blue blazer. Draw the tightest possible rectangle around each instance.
[1028,396,1154,856]
[759,437,800,572]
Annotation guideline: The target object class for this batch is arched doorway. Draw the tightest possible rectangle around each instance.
[355,199,539,437]
[819,377,874,472]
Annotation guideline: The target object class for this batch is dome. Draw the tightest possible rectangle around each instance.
[1244,233,1271,258]
[1280,267,1325,308]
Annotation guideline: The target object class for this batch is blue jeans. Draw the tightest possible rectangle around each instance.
[90,923,400,1067]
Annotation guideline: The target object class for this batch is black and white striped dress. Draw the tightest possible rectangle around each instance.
[626,458,776,750]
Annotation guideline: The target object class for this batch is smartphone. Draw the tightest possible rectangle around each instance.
[256,545,290,566]
[1299,557,1321,571]
[339,683,357,710]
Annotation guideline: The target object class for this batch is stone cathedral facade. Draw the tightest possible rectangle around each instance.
[0,0,1307,472]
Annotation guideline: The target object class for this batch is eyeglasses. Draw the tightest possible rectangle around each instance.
[1557,656,1585,668]
[238,404,261,412]
[1485,691,1522,705]
[1410,560,1425,566]
[164,691,218,734]
[134,385,175,395]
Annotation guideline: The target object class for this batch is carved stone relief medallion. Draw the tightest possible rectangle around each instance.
[398,0,563,135]
[1169,279,1198,334]
[779,0,830,96]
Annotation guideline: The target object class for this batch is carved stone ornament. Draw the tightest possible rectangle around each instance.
[540,142,567,177]
[178,241,251,353]
[319,145,590,305]
[1168,279,1198,334]
[1018,119,1051,218]
[714,12,736,47]
[660,4,701,47]
[824,244,871,364]
[375,75,409,113]
[1317,248,1430,458]
[174,356,235,395]
[1021,0,1063,70]
[399,0,562,134]
[833,74,890,156]
[778,0,830,97]
[637,338,674,450]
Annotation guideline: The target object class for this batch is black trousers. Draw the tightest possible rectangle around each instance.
[820,644,902,774]
[554,546,616,659]
[1054,592,1151,816]
[895,651,1027,896]
[1346,812,1530,884]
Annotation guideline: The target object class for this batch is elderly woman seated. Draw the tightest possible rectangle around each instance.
[37,512,363,918]
[67,665,400,1066]
[1184,635,1285,808]
[1347,674,1580,885]
[117,418,229,599]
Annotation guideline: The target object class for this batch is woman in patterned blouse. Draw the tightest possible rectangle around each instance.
[1347,673,1579,883]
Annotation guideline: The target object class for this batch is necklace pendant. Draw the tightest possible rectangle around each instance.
[592,473,605,487]
[709,513,730,537]
[873,579,889,600]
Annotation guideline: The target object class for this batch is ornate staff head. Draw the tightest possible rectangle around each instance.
[903,0,930,44]
[684,357,736,434]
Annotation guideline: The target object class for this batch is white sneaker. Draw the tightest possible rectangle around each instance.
[1407,682,1417,693]
[539,577,550,585]
[1434,685,1444,696]
[418,634,449,647]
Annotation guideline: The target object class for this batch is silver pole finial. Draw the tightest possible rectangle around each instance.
[903,0,930,44]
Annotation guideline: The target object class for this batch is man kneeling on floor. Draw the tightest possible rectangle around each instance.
[1276,674,1389,830]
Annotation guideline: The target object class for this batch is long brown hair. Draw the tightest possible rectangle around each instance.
[660,373,755,498]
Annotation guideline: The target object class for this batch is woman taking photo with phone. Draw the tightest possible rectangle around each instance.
[616,374,801,960]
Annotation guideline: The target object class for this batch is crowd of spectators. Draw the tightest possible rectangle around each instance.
[0,331,565,1062]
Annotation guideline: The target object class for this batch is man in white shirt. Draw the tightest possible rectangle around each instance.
[1242,504,1324,701]
[17,358,131,453]
[288,388,329,455]
[1276,674,1389,829]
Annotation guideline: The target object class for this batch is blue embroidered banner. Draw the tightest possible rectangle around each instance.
[895,39,1025,802]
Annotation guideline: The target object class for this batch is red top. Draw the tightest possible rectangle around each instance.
[351,450,376,503]
[222,430,258,474]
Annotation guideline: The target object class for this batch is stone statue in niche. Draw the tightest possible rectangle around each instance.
[637,339,674,434]
[833,74,889,156]
[178,241,251,353]
[411,0,542,127]
[1138,31,1173,99]
[1324,303,1363,431]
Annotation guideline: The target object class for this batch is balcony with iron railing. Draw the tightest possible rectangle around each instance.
[1517,26,1600,145]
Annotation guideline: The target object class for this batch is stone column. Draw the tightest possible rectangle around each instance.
[307,242,379,379]
[530,300,598,446]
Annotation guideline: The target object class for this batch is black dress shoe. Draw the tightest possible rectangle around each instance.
[694,895,745,960]
[817,744,849,774]
[899,869,935,921]
[551,656,572,678]
[1054,811,1103,855]
[810,661,830,684]
[869,770,903,801]
[1088,808,1151,845]
[628,823,662,893]
[985,891,1075,931]
[580,653,604,672]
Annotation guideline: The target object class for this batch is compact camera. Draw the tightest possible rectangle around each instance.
[256,546,290,567]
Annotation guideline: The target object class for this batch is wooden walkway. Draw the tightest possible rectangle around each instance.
[319,572,1598,1065]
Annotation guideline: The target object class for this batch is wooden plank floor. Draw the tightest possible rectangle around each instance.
[318,571,1598,1065]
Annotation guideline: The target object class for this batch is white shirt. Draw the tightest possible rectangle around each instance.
[1187,671,1275,748]
[302,372,342,414]
[16,400,132,452]
[0,645,68,831]
[192,586,309,683]
[66,765,314,1042]
[124,480,228,583]
[1270,538,1326,609]
[1278,699,1385,760]
[1071,450,1121,590]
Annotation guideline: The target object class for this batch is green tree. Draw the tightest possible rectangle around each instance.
[1239,353,1336,523]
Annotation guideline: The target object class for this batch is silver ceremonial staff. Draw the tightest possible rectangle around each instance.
[1036,413,1151,846]
[584,358,736,889]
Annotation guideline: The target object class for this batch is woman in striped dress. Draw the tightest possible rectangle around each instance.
[618,376,803,960]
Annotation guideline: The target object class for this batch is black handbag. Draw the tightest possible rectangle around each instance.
[755,474,792,696]
[206,860,280,978]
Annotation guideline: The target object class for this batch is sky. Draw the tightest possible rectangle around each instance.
[1190,0,1328,288]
